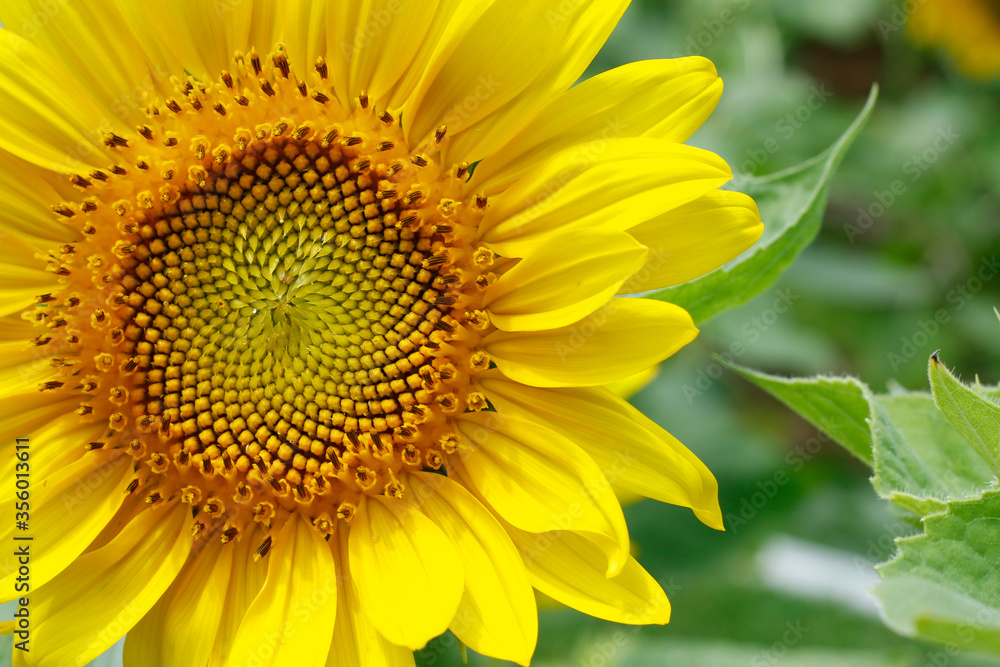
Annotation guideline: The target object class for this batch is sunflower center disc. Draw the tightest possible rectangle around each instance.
[36,48,497,541]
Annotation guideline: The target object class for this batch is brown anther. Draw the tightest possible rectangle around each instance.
[358,91,369,109]
[221,71,234,88]
[342,135,363,147]
[379,111,395,125]
[315,57,328,79]
[312,91,330,104]
[250,50,262,75]
[104,133,129,148]
[213,102,227,116]
[166,99,182,113]
[296,80,307,96]
[163,136,179,147]
[455,162,470,179]
[260,79,276,96]
[273,52,290,78]
[125,479,139,495]
[110,165,127,175]
[435,126,448,143]
[376,141,395,152]
[235,94,250,107]
[410,155,429,167]
[475,193,489,209]
[137,125,154,140]
[70,175,92,189]
[254,536,272,560]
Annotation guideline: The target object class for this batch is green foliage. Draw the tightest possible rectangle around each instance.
[734,354,1000,655]
[650,87,877,325]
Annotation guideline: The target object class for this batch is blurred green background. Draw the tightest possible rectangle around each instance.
[4,0,999,665]
[422,0,1000,665]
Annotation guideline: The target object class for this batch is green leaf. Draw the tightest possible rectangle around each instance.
[721,360,874,465]
[929,353,1000,476]
[875,489,1000,655]
[649,85,878,324]
[872,393,995,506]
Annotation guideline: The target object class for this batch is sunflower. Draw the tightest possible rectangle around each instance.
[0,1,762,665]
[907,0,1000,78]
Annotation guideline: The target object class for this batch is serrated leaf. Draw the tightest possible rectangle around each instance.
[875,489,1000,655]
[721,361,874,465]
[929,354,1000,476]
[873,393,996,504]
[649,86,878,324]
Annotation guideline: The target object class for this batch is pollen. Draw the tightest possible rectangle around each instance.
[30,47,496,542]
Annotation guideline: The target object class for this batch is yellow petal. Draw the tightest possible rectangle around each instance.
[0,415,101,508]
[503,520,671,625]
[605,366,659,399]
[479,139,732,257]
[348,495,464,650]
[479,372,724,529]
[0,151,77,244]
[483,298,697,388]
[224,516,338,667]
[485,230,647,331]
[0,453,132,602]
[345,0,441,105]
[210,525,269,665]
[5,0,167,129]
[442,0,630,165]
[124,540,235,666]
[409,472,537,665]
[15,503,192,667]
[453,411,629,576]
[0,30,115,173]
[402,0,625,147]
[327,530,417,667]
[621,190,763,293]
[471,56,723,195]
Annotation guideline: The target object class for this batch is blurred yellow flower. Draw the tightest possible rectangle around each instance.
[908,0,1000,78]
[0,1,761,665]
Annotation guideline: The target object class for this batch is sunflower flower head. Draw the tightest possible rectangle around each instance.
[1,2,762,666]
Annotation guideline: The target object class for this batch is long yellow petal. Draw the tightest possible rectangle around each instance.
[4,0,168,129]
[479,139,731,257]
[0,31,115,173]
[210,525,269,666]
[124,540,236,667]
[402,0,625,148]
[479,372,724,529]
[622,190,763,293]
[15,503,192,667]
[327,531,416,667]
[442,0,630,165]
[485,230,647,331]
[0,453,132,602]
[503,520,671,625]
[224,516,338,667]
[452,412,629,577]
[345,0,441,105]
[409,472,537,666]
[348,495,463,650]
[470,56,722,194]
[483,298,697,388]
